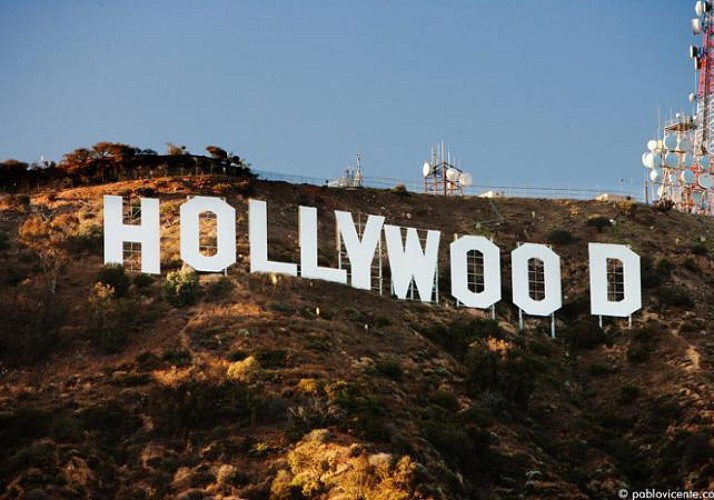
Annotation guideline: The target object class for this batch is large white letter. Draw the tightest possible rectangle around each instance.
[248,199,298,276]
[299,206,347,284]
[450,236,501,309]
[589,243,641,317]
[511,243,562,316]
[103,195,161,274]
[384,225,440,302]
[180,196,236,273]
[335,210,385,290]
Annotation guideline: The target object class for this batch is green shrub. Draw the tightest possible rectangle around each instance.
[627,343,651,364]
[0,290,65,365]
[420,318,503,359]
[616,384,641,405]
[641,257,674,289]
[254,349,289,368]
[227,349,248,362]
[690,242,708,256]
[586,216,612,232]
[66,222,102,252]
[375,359,403,381]
[150,379,255,435]
[586,363,611,377]
[163,267,200,307]
[161,348,192,367]
[97,263,130,298]
[89,283,138,353]
[326,381,388,441]
[683,258,699,272]
[546,229,575,245]
[465,343,537,410]
[133,272,154,289]
[429,391,460,412]
[0,230,9,250]
[655,286,694,309]
[205,276,233,298]
[561,321,607,350]
[227,356,263,383]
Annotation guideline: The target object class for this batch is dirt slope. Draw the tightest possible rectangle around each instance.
[0,176,712,499]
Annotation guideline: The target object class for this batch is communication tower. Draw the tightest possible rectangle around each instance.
[422,142,472,196]
[329,153,364,188]
[643,1,714,213]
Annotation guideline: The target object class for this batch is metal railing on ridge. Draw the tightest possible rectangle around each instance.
[253,169,639,202]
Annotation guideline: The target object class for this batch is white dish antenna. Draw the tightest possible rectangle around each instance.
[699,172,714,189]
[650,168,661,182]
[693,18,703,35]
[459,172,473,186]
[678,137,692,152]
[682,169,695,185]
[422,161,432,177]
[647,139,658,151]
[446,167,459,182]
[665,151,678,166]
[689,92,696,102]
[682,153,694,168]
[664,134,677,150]
[700,155,710,168]
[696,0,705,16]
[642,152,651,168]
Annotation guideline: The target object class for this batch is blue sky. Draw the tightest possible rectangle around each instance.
[0,1,699,191]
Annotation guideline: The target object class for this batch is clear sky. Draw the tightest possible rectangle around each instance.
[0,1,699,191]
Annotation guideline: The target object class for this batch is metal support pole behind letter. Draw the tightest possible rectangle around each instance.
[518,309,524,331]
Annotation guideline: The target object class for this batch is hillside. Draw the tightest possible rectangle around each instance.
[0,176,713,499]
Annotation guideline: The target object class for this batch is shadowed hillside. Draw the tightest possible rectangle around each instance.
[0,176,712,499]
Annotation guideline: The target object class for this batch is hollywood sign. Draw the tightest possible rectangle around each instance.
[103,195,642,318]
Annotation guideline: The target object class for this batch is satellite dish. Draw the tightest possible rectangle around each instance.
[682,169,695,185]
[652,153,664,168]
[647,139,658,151]
[642,152,651,167]
[689,92,696,102]
[665,151,679,166]
[664,134,677,150]
[446,168,459,182]
[422,161,432,177]
[693,18,703,34]
[644,152,656,169]
[656,139,665,152]
[700,155,710,169]
[690,45,700,59]
[678,137,692,152]
[682,153,694,168]
[460,172,473,186]
[696,0,704,16]
[650,169,661,182]
[693,190,704,204]
[699,172,714,189]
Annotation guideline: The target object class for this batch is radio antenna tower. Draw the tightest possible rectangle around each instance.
[422,142,473,196]
[643,1,714,214]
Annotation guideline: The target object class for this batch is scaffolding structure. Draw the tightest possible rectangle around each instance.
[644,1,714,214]
[336,217,439,303]
[122,198,143,273]
[422,142,472,196]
